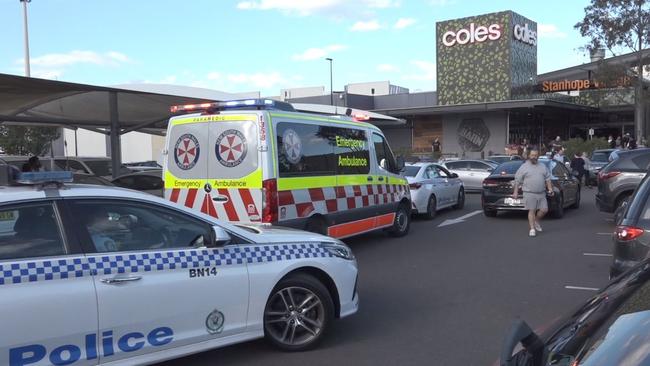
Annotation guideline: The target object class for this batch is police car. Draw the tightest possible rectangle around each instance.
[0,168,358,366]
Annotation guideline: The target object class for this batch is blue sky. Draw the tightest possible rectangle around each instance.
[0,0,594,96]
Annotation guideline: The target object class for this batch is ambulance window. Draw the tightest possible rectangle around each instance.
[277,122,337,177]
[335,128,370,175]
[0,203,66,261]
[71,200,213,253]
[372,133,397,173]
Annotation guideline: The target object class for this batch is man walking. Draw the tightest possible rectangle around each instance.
[513,150,554,237]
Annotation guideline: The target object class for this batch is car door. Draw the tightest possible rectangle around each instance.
[371,132,400,218]
[437,165,461,203]
[421,165,438,206]
[0,201,98,366]
[551,162,578,205]
[66,199,249,364]
[431,166,452,207]
[467,161,493,191]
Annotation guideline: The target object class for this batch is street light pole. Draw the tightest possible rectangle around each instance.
[20,0,31,77]
[325,58,333,106]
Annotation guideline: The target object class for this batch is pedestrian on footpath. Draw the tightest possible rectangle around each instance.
[513,150,554,237]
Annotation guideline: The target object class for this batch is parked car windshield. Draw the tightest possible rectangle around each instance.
[591,151,611,162]
[492,161,524,175]
[402,166,421,177]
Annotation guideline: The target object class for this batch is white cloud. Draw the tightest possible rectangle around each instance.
[227,72,286,89]
[21,50,131,68]
[402,60,436,81]
[292,44,347,61]
[351,20,381,31]
[236,0,398,16]
[430,0,453,6]
[207,72,221,80]
[394,18,416,29]
[377,63,400,72]
[538,24,567,39]
[158,75,178,84]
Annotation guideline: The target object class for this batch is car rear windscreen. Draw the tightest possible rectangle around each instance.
[492,161,524,175]
[402,166,421,177]
[591,151,611,162]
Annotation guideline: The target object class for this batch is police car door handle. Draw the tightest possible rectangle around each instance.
[100,276,142,285]
[367,176,374,182]
[378,177,385,181]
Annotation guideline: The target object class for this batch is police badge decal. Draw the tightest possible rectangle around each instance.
[206,309,225,335]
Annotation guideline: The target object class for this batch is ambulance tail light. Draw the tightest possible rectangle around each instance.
[262,178,278,223]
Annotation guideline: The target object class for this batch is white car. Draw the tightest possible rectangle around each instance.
[0,170,358,366]
[441,159,497,192]
[403,163,465,219]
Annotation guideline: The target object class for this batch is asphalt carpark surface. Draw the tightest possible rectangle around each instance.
[162,190,614,366]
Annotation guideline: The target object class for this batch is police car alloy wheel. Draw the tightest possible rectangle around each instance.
[425,195,437,220]
[264,273,334,351]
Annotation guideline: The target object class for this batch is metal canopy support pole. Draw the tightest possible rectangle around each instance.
[109,91,121,179]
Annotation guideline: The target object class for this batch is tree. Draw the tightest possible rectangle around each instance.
[575,0,650,140]
[0,126,60,156]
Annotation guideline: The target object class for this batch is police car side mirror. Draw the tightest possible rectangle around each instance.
[210,226,232,247]
[396,156,405,171]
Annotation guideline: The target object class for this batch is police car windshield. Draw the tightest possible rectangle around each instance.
[402,166,421,177]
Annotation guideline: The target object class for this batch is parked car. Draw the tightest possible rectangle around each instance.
[586,148,615,185]
[500,258,650,366]
[112,170,163,197]
[596,149,650,214]
[610,173,650,278]
[441,159,498,192]
[0,155,131,178]
[487,155,522,164]
[481,160,580,218]
[72,172,114,186]
[123,160,163,172]
[402,163,464,219]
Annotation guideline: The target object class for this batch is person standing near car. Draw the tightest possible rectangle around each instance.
[513,150,554,237]
[582,151,593,188]
[570,152,588,188]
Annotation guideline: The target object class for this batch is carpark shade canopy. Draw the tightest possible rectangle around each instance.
[0,73,404,177]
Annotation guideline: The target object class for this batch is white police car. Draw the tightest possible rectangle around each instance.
[0,169,358,366]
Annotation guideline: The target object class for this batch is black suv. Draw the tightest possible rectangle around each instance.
[501,259,650,366]
[596,149,650,213]
[611,173,650,278]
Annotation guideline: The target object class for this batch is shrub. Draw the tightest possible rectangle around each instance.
[562,137,610,159]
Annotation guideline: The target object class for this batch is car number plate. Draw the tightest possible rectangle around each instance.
[504,198,521,205]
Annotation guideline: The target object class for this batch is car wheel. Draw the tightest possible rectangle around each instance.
[552,194,564,218]
[424,195,437,220]
[453,188,465,210]
[483,208,497,217]
[388,203,411,237]
[263,273,334,352]
[570,189,580,209]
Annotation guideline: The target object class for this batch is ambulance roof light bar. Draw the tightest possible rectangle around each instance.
[170,99,295,114]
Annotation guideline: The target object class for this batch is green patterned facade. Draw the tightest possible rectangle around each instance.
[436,11,537,105]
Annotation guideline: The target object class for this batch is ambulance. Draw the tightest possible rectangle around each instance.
[163,99,411,239]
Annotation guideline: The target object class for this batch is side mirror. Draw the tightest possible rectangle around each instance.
[450,173,459,178]
[395,156,405,171]
[487,168,494,173]
[211,226,232,247]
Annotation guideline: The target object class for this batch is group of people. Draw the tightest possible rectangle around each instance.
[608,133,640,150]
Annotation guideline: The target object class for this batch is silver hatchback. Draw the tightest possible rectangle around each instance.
[441,159,497,192]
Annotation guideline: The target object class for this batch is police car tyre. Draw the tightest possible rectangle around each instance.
[484,208,497,217]
[263,273,334,351]
[388,203,411,237]
[453,188,465,210]
[424,195,437,220]
[552,195,564,219]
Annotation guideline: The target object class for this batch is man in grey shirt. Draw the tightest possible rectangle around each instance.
[513,150,554,237]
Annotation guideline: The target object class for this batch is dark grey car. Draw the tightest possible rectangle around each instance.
[587,148,614,185]
[611,174,650,278]
[596,149,650,213]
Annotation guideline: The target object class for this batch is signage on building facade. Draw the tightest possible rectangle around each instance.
[442,23,502,47]
[541,77,632,92]
[513,23,537,46]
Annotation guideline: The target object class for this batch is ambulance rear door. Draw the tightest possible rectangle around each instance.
[164,116,209,214]
[207,113,263,223]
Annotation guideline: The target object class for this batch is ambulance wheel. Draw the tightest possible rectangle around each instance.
[388,203,411,237]
[305,216,327,236]
[263,273,334,351]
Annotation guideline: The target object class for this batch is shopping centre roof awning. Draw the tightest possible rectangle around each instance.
[373,98,598,117]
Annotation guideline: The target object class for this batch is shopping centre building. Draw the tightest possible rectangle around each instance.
[287,10,650,159]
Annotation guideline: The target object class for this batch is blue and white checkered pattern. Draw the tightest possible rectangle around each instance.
[0,243,331,286]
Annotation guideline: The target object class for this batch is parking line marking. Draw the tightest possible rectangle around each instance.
[583,253,613,257]
[565,286,600,291]
[596,233,612,236]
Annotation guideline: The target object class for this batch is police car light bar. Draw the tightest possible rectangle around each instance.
[351,113,370,121]
[16,171,74,185]
[170,99,295,114]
